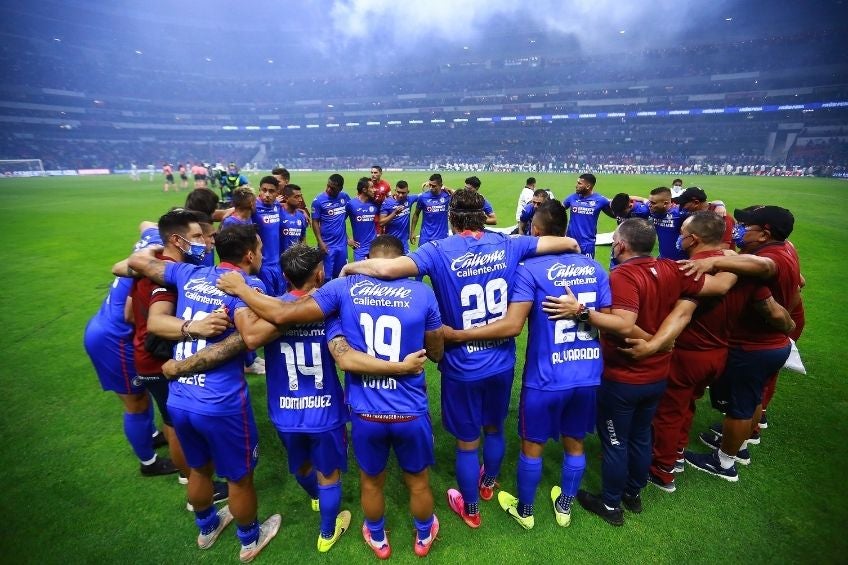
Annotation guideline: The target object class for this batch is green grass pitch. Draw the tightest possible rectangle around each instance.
[0,171,845,563]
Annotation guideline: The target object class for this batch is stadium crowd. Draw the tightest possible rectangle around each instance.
[85,168,803,559]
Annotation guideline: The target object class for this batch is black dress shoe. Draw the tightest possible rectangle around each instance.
[577,489,624,526]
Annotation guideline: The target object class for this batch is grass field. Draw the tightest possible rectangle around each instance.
[1,171,846,564]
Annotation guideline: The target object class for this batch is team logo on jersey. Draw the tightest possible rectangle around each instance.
[349,280,412,299]
[450,249,506,272]
[183,278,226,306]
[262,214,279,224]
[546,263,596,280]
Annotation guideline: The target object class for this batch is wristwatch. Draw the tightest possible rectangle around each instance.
[576,305,590,323]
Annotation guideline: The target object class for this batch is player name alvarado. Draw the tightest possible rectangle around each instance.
[349,280,412,308]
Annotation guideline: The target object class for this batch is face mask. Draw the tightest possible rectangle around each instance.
[731,224,747,249]
[675,235,686,252]
[178,235,207,264]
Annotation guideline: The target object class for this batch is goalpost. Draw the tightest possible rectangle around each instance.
[0,159,46,177]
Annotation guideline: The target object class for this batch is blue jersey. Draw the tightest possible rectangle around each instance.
[416,190,451,243]
[221,214,252,230]
[279,207,307,253]
[410,231,538,381]
[381,194,418,249]
[482,198,494,216]
[564,192,610,247]
[163,262,265,416]
[252,202,283,269]
[615,201,650,225]
[651,207,686,259]
[312,191,352,249]
[346,197,379,260]
[513,254,610,390]
[312,275,442,416]
[265,292,347,433]
[134,227,163,251]
[519,203,536,225]
[91,276,134,338]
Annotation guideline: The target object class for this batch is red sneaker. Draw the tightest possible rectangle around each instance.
[447,489,481,528]
[362,522,391,560]
[413,515,439,557]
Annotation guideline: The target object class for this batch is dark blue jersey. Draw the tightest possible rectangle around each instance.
[346,197,379,260]
[564,192,610,248]
[312,191,352,249]
[415,190,451,243]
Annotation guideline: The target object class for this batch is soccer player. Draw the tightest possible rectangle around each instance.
[648,186,686,259]
[679,206,801,481]
[279,184,308,254]
[252,176,285,296]
[341,190,580,529]
[346,177,379,261]
[464,176,497,225]
[514,177,536,225]
[673,187,733,249]
[410,174,450,248]
[443,200,611,529]
[517,189,550,235]
[610,193,650,225]
[163,163,175,192]
[563,173,615,258]
[311,174,351,279]
[130,163,139,182]
[191,162,208,188]
[370,165,392,234]
[127,225,281,562]
[178,163,189,189]
[379,180,418,254]
[545,218,736,525]
[221,187,256,229]
[216,235,445,558]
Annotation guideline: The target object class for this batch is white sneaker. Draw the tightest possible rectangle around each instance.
[239,514,281,563]
[245,357,266,375]
[197,506,233,549]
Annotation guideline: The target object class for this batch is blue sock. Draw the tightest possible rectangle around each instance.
[245,350,257,366]
[455,447,479,514]
[482,430,506,481]
[365,516,385,542]
[295,470,319,500]
[124,412,155,462]
[517,452,542,514]
[145,401,156,436]
[237,520,260,547]
[561,453,586,497]
[194,505,218,535]
[318,481,342,539]
[413,515,434,541]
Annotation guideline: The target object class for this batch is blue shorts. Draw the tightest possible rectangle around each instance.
[258,265,285,297]
[351,414,434,475]
[579,243,596,259]
[324,246,347,279]
[84,318,142,395]
[441,370,514,442]
[710,345,791,419]
[519,386,597,443]
[169,406,259,482]
[278,425,348,477]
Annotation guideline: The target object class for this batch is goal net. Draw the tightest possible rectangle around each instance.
[0,159,46,177]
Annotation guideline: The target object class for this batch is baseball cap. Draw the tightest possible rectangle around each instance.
[673,186,707,205]
[733,205,794,241]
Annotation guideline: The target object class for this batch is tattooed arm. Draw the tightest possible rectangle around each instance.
[161,332,248,379]
[328,336,427,376]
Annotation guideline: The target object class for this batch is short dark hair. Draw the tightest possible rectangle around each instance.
[579,173,596,187]
[283,183,302,197]
[281,244,324,289]
[650,186,672,197]
[532,188,549,199]
[464,176,481,189]
[368,235,404,258]
[686,211,726,245]
[533,200,567,237]
[231,187,255,210]
[215,224,259,264]
[449,189,486,232]
[329,173,344,188]
[158,208,201,241]
[610,193,631,216]
[429,173,442,184]
[617,218,656,254]
[259,175,279,188]
[396,180,408,189]
[271,167,290,181]
[184,188,219,216]
[371,165,383,173]
[526,177,536,186]
[356,177,370,194]
[672,178,683,186]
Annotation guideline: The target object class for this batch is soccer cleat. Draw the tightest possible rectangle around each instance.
[699,432,750,465]
[759,412,768,429]
[549,486,571,527]
[413,514,440,557]
[317,510,351,553]
[577,490,623,527]
[684,450,738,482]
[140,456,179,477]
[478,467,499,502]
[747,429,761,445]
[311,498,320,512]
[497,491,534,530]
[622,492,642,514]
[197,505,233,549]
[709,423,723,437]
[647,472,677,493]
[187,480,229,512]
[178,473,189,485]
[152,430,168,449]
[673,457,685,474]
[245,357,266,375]
[361,522,391,560]
[447,489,481,528]
[239,514,282,563]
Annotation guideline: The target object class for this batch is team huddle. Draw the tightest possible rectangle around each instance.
[84,168,804,561]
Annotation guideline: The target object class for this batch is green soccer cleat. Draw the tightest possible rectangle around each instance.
[497,491,534,530]
[311,498,320,512]
[317,510,351,553]
[550,486,572,527]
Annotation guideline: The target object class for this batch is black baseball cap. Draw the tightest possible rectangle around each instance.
[733,205,794,241]
[673,186,707,204]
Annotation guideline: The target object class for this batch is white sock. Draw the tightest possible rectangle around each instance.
[417,534,432,545]
[717,449,736,469]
